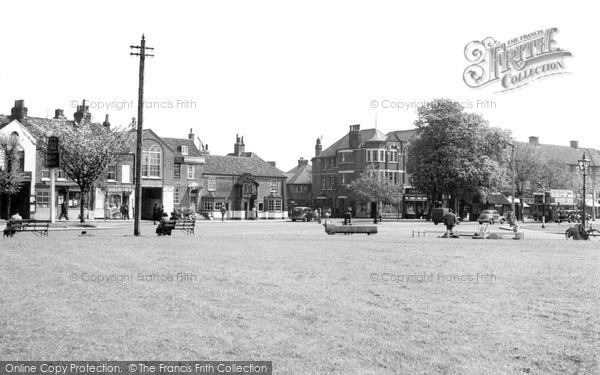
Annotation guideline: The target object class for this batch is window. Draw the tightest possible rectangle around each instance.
[367,151,371,162]
[122,165,131,183]
[208,176,216,191]
[340,174,347,184]
[214,201,223,210]
[174,164,181,179]
[174,187,180,206]
[36,190,50,207]
[296,185,304,192]
[321,177,326,191]
[181,145,188,155]
[329,177,334,189]
[57,170,67,180]
[203,201,214,211]
[380,150,385,161]
[267,199,282,211]
[187,165,195,179]
[390,150,398,163]
[107,165,116,181]
[142,144,161,178]
[321,159,326,170]
[41,169,51,180]
[270,180,277,193]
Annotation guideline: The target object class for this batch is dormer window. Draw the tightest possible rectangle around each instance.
[181,146,188,155]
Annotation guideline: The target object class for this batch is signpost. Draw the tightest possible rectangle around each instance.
[46,136,60,223]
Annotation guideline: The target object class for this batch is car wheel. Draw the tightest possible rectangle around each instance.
[303,216,307,222]
[479,221,483,225]
[292,219,296,222]
[434,222,439,225]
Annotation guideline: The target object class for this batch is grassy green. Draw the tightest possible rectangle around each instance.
[1,221,598,374]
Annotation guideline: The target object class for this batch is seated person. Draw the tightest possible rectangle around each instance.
[156,213,174,236]
[3,212,23,237]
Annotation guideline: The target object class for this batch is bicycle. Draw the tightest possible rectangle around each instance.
[565,222,600,240]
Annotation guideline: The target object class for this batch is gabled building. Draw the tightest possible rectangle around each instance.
[201,135,287,220]
[285,157,312,208]
[311,124,416,218]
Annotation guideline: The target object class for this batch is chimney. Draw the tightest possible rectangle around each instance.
[529,136,539,146]
[234,134,245,156]
[570,140,579,149]
[10,100,28,120]
[315,138,322,157]
[349,124,361,149]
[298,157,309,167]
[189,128,195,140]
[54,109,66,119]
[102,114,111,129]
[268,161,276,167]
[73,99,92,124]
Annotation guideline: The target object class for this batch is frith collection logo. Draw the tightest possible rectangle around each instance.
[463,28,572,92]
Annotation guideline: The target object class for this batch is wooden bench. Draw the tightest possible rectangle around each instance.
[3,220,50,237]
[156,219,195,236]
[324,223,377,235]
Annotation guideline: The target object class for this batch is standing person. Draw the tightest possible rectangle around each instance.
[122,202,130,220]
[58,201,69,220]
[344,207,352,225]
[443,209,457,238]
[152,203,159,225]
[158,204,164,222]
[220,205,227,222]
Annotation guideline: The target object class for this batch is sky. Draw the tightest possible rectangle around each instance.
[0,1,596,171]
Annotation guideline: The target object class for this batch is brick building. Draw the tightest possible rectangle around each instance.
[285,157,312,208]
[201,135,287,220]
[311,124,416,218]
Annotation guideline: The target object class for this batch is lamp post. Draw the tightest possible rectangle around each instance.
[578,152,590,228]
[507,142,516,223]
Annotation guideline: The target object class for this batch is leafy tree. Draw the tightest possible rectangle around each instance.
[30,120,131,223]
[350,164,402,215]
[0,134,25,218]
[406,98,512,218]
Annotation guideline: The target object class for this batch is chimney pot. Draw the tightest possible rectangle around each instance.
[529,136,539,146]
[570,140,579,149]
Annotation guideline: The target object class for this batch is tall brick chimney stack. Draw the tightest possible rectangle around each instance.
[234,134,245,156]
[349,124,361,149]
[315,138,322,157]
[10,100,28,120]
[102,114,111,129]
[54,109,66,119]
[73,99,92,124]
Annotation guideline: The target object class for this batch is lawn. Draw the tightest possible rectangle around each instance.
[0,220,598,374]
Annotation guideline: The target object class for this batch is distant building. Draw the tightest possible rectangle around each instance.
[285,157,312,208]
[311,124,416,218]
[201,135,288,220]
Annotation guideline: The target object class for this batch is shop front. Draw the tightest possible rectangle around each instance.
[403,188,428,219]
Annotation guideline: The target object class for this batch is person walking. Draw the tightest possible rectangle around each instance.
[58,201,69,220]
[220,205,227,221]
[443,209,457,238]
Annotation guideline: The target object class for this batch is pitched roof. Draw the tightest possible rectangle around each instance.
[487,193,511,205]
[518,141,600,167]
[319,127,417,158]
[286,162,312,185]
[162,137,203,156]
[203,154,287,178]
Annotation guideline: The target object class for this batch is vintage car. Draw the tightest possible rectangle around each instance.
[290,206,316,222]
[477,210,506,225]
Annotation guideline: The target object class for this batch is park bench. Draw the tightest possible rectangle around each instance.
[324,223,377,235]
[3,220,50,237]
[156,219,195,236]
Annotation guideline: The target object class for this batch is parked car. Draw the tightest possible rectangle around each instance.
[290,207,315,222]
[477,210,505,225]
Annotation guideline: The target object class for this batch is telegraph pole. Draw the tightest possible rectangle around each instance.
[130,34,154,236]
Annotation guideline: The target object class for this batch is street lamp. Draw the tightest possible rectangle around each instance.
[578,152,590,228]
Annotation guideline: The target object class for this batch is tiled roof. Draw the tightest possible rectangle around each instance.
[162,137,203,156]
[286,163,312,185]
[319,128,417,158]
[487,193,511,205]
[518,141,600,167]
[203,154,287,178]
[364,129,388,142]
